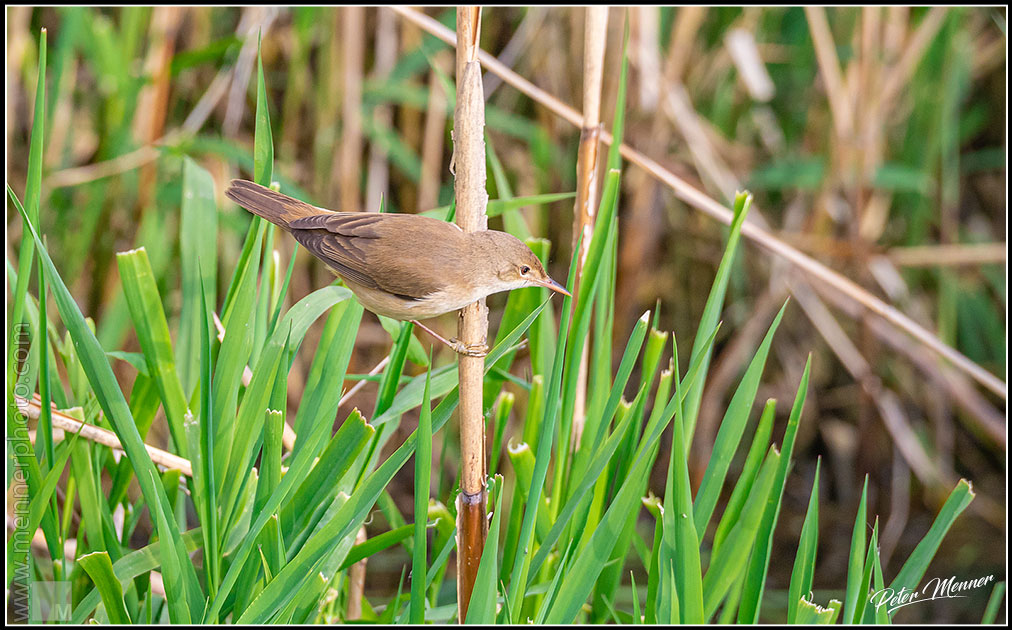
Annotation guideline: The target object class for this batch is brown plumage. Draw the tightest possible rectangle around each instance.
[224,180,569,324]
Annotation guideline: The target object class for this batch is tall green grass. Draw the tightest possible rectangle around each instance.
[7,18,980,625]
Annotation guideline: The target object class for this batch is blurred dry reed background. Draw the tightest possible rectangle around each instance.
[6,6,1006,622]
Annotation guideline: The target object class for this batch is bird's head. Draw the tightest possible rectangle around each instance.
[475,230,570,297]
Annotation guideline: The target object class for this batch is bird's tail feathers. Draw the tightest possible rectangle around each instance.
[224,179,323,230]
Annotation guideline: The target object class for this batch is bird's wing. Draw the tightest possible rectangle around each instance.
[289,213,457,299]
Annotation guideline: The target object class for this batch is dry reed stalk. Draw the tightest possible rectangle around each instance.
[813,279,1006,448]
[482,7,547,99]
[279,11,311,165]
[366,7,398,211]
[618,8,699,331]
[338,7,365,212]
[569,6,608,451]
[665,7,707,85]
[791,278,950,488]
[346,525,369,619]
[805,6,854,145]
[134,7,183,211]
[418,51,452,212]
[316,10,342,199]
[879,7,948,110]
[397,20,424,215]
[632,7,661,111]
[887,243,1007,267]
[21,394,192,476]
[224,8,278,137]
[663,83,739,201]
[453,7,489,622]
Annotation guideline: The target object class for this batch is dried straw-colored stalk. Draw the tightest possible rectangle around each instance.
[570,6,608,451]
[887,243,1007,268]
[365,7,398,211]
[346,525,369,619]
[789,279,946,487]
[879,7,948,110]
[338,6,365,212]
[453,6,489,622]
[21,394,192,476]
[134,7,183,211]
[805,6,854,143]
[224,7,278,136]
[418,51,452,211]
[632,7,661,111]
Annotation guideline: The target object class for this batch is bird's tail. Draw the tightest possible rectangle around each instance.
[224,179,322,230]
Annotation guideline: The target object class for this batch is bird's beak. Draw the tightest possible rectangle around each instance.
[532,276,571,297]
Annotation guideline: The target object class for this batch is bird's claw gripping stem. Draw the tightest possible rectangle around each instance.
[411,319,488,358]
[449,338,489,358]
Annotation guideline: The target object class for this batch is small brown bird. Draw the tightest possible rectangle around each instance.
[225,179,569,356]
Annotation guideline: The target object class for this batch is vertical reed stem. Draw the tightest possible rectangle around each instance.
[339,6,365,212]
[571,7,608,450]
[453,6,489,622]
[365,7,398,210]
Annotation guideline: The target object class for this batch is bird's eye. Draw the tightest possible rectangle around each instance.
[520,265,531,275]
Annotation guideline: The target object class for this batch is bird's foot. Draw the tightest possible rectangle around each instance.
[449,338,489,358]
[410,319,488,358]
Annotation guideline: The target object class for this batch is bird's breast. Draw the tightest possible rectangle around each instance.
[342,277,485,321]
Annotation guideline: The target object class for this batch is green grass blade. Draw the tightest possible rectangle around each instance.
[212,222,264,474]
[208,407,373,621]
[712,398,776,553]
[571,310,650,483]
[117,248,190,456]
[682,191,753,445]
[177,157,218,394]
[8,28,45,343]
[981,580,1005,624]
[701,446,781,620]
[290,299,363,453]
[466,475,505,624]
[6,30,54,581]
[71,528,203,623]
[887,479,975,593]
[737,355,811,623]
[693,300,787,536]
[795,597,842,624]
[235,300,546,623]
[77,551,131,624]
[410,359,433,624]
[854,517,879,625]
[526,394,639,579]
[27,423,83,547]
[254,31,273,186]
[11,184,204,618]
[787,459,821,623]
[666,332,704,623]
[218,287,351,530]
[842,475,870,624]
[506,246,580,622]
[605,19,628,171]
[543,387,680,624]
